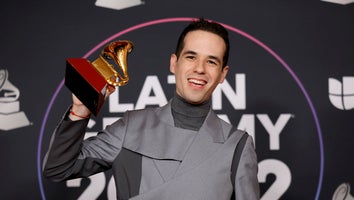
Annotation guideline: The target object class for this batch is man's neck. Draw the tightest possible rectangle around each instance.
[171,94,210,131]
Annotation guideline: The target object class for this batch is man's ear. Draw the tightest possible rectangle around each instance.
[219,65,229,83]
[170,54,177,74]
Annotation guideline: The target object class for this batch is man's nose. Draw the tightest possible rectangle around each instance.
[193,60,205,73]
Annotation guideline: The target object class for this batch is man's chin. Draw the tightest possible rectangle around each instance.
[184,96,206,105]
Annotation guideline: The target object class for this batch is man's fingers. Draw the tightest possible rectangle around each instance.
[105,85,116,99]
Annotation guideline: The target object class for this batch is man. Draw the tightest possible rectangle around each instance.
[43,18,260,199]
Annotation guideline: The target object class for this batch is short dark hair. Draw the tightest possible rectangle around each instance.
[174,18,230,68]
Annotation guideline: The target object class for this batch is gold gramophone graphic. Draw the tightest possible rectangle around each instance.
[65,40,134,116]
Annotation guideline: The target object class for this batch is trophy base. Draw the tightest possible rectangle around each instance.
[0,111,30,131]
[65,58,108,116]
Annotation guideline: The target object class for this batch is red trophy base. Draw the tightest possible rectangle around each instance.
[65,58,108,116]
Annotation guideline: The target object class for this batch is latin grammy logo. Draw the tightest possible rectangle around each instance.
[333,183,354,200]
[0,69,30,131]
[95,0,144,10]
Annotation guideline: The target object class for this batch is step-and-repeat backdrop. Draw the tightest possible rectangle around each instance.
[1,0,353,199]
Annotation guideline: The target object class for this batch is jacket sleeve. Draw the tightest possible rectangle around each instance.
[234,136,260,200]
[42,109,127,182]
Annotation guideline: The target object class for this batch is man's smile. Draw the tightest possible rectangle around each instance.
[188,78,207,86]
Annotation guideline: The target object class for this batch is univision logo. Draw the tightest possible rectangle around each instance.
[329,76,354,110]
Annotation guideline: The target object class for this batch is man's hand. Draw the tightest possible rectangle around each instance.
[69,85,116,121]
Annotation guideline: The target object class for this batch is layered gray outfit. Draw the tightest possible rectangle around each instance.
[43,97,259,200]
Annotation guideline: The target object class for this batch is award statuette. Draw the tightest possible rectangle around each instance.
[65,40,134,116]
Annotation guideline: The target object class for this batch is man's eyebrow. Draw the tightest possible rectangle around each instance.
[181,50,197,55]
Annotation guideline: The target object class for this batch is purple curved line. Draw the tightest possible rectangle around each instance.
[37,80,64,200]
[37,17,324,200]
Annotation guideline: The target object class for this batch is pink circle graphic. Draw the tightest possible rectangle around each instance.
[37,17,324,200]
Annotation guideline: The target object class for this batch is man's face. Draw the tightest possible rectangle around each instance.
[170,30,229,104]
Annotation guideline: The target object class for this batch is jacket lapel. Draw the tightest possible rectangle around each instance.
[152,103,229,181]
[123,101,231,194]
[123,101,196,161]
[174,110,226,177]
[129,111,235,200]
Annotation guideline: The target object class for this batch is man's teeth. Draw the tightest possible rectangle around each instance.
[189,79,206,85]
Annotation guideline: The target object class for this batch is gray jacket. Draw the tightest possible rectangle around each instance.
[43,101,259,199]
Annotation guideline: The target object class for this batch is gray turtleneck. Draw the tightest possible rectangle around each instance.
[171,94,211,131]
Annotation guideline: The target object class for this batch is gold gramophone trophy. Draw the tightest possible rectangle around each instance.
[65,40,134,116]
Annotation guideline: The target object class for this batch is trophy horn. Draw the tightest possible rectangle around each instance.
[333,183,354,200]
[92,40,134,86]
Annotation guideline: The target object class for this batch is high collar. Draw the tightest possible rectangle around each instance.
[158,100,226,143]
[171,94,211,117]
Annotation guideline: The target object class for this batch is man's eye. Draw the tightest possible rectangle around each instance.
[186,56,195,60]
[207,60,217,65]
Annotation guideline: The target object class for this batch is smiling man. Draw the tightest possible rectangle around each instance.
[43,18,260,200]
[170,30,229,104]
